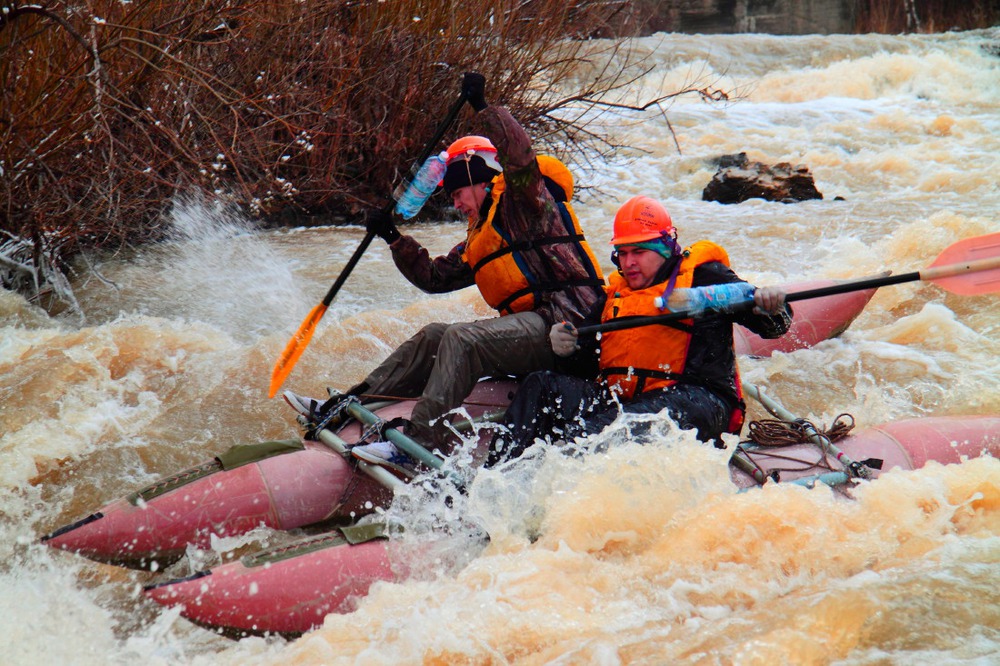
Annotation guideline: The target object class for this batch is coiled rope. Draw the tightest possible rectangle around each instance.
[746,413,856,446]
[734,413,857,483]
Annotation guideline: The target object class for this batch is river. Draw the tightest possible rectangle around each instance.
[2,29,999,665]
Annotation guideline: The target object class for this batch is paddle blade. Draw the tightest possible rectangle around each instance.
[926,232,1000,295]
[268,303,327,398]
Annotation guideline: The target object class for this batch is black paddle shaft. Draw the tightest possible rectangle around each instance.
[320,92,468,308]
[578,270,921,336]
[784,271,919,302]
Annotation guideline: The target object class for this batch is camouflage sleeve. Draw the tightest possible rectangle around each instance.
[478,105,545,219]
[388,234,475,294]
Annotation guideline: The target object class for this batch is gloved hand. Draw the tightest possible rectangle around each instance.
[753,286,787,315]
[365,208,400,244]
[461,72,488,112]
[549,321,579,357]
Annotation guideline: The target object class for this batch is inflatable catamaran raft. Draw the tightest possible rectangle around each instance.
[139,402,1000,638]
[39,251,1000,638]
[43,279,878,568]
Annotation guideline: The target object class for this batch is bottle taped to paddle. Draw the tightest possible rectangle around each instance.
[394,151,448,219]
[655,282,756,314]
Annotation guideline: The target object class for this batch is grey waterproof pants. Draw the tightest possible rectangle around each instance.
[353,312,555,441]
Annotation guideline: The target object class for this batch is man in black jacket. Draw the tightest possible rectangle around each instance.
[487,195,791,466]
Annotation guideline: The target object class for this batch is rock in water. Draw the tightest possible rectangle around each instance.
[703,152,824,204]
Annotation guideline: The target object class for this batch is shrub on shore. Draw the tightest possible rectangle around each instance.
[1,0,651,310]
[855,0,999,34]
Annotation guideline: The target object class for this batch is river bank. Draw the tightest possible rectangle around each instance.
[3,28,998,665]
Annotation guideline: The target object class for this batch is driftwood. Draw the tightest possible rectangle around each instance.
[1,230,83,320]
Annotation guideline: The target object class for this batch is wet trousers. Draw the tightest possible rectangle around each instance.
[486,370,730,467]
[350,312,554,442]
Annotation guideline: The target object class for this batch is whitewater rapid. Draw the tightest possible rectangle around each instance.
[2,29,998,665]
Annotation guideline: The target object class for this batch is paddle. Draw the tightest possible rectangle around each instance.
[268,92,468,398]
[579,232,1000,336]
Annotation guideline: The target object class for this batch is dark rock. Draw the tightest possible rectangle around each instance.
[703,153,824,204]
[716,152,749,169]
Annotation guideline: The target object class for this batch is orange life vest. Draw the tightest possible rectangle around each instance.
[598,240,746,434]
[461,156,604,315]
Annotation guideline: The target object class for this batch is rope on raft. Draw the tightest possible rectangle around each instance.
[735,413,857,483]
[746,413,856,447]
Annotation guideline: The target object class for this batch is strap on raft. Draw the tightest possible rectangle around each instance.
[216,439,305,470]
[126,439,305,505]
[338,521,388,545]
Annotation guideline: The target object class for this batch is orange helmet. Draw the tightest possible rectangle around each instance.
[610,196,674,245]
[445,136,502,172]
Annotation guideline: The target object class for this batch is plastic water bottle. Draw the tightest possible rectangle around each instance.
[394,151,448,219]
[654,283,756,313]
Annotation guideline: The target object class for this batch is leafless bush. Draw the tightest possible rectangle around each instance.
[855,0,999,33]
[1,0,728,311]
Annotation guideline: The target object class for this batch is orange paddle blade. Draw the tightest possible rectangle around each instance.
[924,232,1000,296]
[268,303,327,398]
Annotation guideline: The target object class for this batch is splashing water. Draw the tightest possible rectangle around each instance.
[70,193,309,343]
[2,29,999,665]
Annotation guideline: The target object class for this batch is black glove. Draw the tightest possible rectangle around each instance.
[365,209,400,244]
[462,72,488,112]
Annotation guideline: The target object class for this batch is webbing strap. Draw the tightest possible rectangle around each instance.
[599,367,684,395]
[470,233,587,275]
[339,521,388,545]
[495,277,605,315]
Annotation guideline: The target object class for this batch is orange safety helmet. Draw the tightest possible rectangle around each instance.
[445,135,502,172]
[610,195,674,245]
